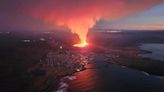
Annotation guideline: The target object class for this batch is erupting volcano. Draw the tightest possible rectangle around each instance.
[23,0,163,47]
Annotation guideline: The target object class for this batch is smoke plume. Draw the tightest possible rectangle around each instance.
[21,0,163,46]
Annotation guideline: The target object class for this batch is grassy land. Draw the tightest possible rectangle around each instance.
[101,46,164,76]
[127,58,164,76]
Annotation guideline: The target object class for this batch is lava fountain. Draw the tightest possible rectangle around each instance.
[67,17,97,47]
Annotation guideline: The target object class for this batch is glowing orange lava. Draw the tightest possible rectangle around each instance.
[73,41,88,48]
[67,17,95,48]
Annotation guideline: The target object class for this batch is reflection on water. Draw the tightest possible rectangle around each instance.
[68,65,100,92]
[139,43,164,61]
[66,54,164,92]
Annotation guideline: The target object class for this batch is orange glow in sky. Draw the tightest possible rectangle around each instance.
[25,0,163,46]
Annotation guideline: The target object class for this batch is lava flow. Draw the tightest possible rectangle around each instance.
[73,41,88,48]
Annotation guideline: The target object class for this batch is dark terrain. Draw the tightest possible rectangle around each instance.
[1,30,164,92]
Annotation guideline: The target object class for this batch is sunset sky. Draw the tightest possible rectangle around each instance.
[0,0,164,31]
[96,4,164,30]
